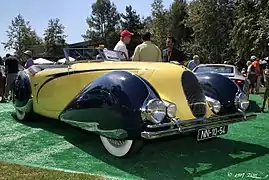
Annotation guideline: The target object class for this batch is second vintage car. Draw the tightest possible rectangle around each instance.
[12,48,257,157]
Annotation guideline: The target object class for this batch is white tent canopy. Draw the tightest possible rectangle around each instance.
[57,57,75,64]
[34,58,54,64]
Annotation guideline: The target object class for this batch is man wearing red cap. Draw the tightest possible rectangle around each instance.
[114,29,133,59]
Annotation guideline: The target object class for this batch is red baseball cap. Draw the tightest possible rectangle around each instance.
[120,30,134,38]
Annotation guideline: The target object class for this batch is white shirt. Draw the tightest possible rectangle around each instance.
[114,40,128,59]
[187,60,199,70]
[247,64,255,74]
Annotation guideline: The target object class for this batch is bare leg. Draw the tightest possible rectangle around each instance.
[256,76,261,94]
[262,88,269,111]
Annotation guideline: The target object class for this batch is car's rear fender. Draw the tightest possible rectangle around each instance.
[12,71,32,108]
[59,70,160,140]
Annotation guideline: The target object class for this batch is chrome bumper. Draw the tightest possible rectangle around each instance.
[141,112,257,139]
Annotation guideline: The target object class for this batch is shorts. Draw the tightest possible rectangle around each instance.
[248,74,256,86]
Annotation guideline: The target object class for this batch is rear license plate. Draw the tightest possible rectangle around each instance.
[197,125,228,141]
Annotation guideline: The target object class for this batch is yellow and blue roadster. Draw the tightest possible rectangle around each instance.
[12,48,256,157]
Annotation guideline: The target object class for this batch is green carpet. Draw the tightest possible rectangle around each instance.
[0,95,269,180]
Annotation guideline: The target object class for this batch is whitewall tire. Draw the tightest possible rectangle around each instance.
[100,136,143,157]
[14,99,33,121]
[15,109,27,121]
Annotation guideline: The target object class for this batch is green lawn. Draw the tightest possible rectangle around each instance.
[0,95,269,180]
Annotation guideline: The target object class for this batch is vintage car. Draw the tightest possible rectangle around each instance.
[12,48,257,157]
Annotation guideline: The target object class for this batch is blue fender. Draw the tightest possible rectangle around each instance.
[12,71,32,108]
[195,72,239,113]
[59,71,159,140]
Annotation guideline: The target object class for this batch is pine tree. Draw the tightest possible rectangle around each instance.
[121,5,143,56]
[44,18,67,57]
[2,14,42,58]
[151,0,170,48]
[83,0,120,48]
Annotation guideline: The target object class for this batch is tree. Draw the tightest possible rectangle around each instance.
[141,16,154,34]
[231,0,269,61]
[168,0,194,57]
[121,5,143,31]
[188,0,235,63]
[44,18,67,57]
[168,0,192,45]
[2,14,42,58]
[151,0,170,48]
[83,0,120,48]
[121,5,143,56]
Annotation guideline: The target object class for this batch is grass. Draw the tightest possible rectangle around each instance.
[0,95,269,180]
[0,162,109,180]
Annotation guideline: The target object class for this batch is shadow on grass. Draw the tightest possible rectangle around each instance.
[13,111,268,180]
[248,100,262,113]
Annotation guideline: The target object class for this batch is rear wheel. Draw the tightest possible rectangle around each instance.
[100,136,143,157]
[12,91,33,121]
[15,109,27,121]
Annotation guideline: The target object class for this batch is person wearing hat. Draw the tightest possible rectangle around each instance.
[4,55,19,101]
[114,29,133,59]
[24,50,34,69]
[250,55,262,94]
[132,32,162,62]
[187,55,200,70]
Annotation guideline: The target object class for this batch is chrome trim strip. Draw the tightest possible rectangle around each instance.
[60,119,128,139]
[141,112,256,139]
[189,102,206,106]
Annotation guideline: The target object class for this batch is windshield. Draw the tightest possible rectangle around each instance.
[103,49,127,60]
[194,65,234,74]
[63,48,127,62]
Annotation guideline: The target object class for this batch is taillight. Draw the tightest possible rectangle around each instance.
[234,79,243,84]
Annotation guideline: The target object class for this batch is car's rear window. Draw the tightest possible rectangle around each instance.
[195,66,234,73]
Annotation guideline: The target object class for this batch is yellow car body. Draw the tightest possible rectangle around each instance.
[30,61,213,120]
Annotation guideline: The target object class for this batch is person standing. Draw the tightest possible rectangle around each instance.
[241,68,247,77]
[187,55,200,70]
[24,50,34,69]
[162,36,186,64]
[132,32,162,62]
[4,56,19,101]
[0,56,5,102]
[250,55,262,94]
[247,60,256,94]
[114,29,133,59]
[262,61,269,112]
